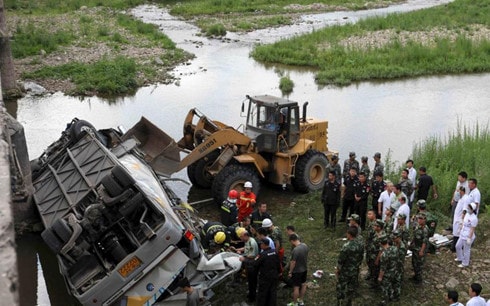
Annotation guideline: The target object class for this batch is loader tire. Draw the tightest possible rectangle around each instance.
[187,151,219,188]
[212,164,260,206]
[292,150,328,193]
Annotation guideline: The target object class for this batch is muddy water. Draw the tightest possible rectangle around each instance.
[11,0,490,304]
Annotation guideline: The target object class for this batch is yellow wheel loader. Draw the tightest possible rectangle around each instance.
[176,94,336,204]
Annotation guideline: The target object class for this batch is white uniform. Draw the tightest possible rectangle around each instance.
[455,212,478,267]
[394,203,410,230]
[378,190,395,220]
[408,167,417,202]
[469,187,481,213]
[466,295,486,306]
[453,194,470,237]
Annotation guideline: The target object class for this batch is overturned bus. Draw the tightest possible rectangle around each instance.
[31,117,241,305]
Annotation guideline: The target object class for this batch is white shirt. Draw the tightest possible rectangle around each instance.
[469,187,481,212]
[408,167,417,201]
[378,190,395,219]
[394,203,410,230]
[453,194,470,236]
[450,303,464,306]
[466,295,486,306]
[453,180,469,202]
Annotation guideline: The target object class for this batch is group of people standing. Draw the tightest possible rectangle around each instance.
[323,152,485,305]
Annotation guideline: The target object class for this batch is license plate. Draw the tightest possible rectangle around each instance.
[118,256,142,278]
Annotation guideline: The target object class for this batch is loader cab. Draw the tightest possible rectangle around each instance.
[244,95,300,153]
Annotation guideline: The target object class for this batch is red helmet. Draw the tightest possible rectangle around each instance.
[228,189,239,199]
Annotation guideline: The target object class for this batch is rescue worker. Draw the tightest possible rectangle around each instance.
[377,234,397,305]
[370,172,386,219]
[326,155,342,185]
[237,181,256,222]
[391,230,406,302]
[342,152,359,181]
[251,203,272,230]
[322,170,341,229]
[336,226,363,306]
[369,219,386,287]
[364,209,377,281]
[354,171,370,229]
[360,156,370,179]
[238,230,259,303]
[396,213,410,246]
[410,213,428,284]
[221,189,238,226]
[262,218,284,270]
[201,221,231,253]
[340,167,359,223]
[254,238,281,306]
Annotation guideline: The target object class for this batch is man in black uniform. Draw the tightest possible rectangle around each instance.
[251,203,272,230]
[370,172,386,219]
[355,172,370,229]
[416,166,438,201]
[201,221,231,253]
[322,170,341,229]
[342,152,359,181]
[254,238,281,306]
[340,167,359,223]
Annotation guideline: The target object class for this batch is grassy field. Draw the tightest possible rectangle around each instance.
[251,0,490,85]
[7,0,190,96]
[170,0,402,35]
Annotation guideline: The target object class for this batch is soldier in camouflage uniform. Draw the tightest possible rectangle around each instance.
[343,152,359,181]
[364,210,377,281]
[416,200,438,237]
[326,155,342,185]
[370,172,386,219]
[360,156,370,179]
[373,152,384,176]
[410,213,429,284]
[395,214,410,246]
[398,169,414,208]
[391,230,406,301]
[367,219,386,285]
[383,206,396,241]
[336,226,364,306]
[377,234,397,305]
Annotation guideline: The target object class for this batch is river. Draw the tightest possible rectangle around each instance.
[10,0,490,304]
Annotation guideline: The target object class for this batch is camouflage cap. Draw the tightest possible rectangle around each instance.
[374,152,381,158]
[391,230,401,238]
[331,155,338,161]
[378,234,388,244]
[361,156,368,162]
[348,214,360,222]
[349,151,356,157]
[375,219,385,228]
[416,199,427,208]
[388,206,397,213]
[397,213,407,219]
[417,212,427,219]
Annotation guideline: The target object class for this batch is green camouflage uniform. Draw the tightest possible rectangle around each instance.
[384,217,394,240]
[360,164,370,178]
[367,230,385,281]
[364,219,376,280]
[425,211,438,238]
[326,162,342,184]
[398,224,410,246]
[379,245,398,302]
[410,225,428,282]
[393,241,406,300]
[337,239,364,303]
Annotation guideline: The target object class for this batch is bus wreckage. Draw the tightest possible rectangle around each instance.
[31,117,241,305]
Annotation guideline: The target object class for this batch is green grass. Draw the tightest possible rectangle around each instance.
[279,75,294,94]
[205,23,227,37]
[11,22,75,58]
[170,0,393,16]
[116,14,176,49]
[251,0,490,85]
[5,0,146,13]
[22,56,139,96]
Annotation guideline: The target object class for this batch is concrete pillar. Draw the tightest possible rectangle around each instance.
[0,107,19,305]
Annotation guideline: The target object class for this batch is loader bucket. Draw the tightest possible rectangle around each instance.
[121,117,182,177]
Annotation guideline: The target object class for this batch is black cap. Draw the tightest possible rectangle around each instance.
[259,238,270,246]
[374,152,381,158]
[331,155,338,161]
[349,152,356,157]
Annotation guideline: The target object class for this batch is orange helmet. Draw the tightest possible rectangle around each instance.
[228,189,239,199]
